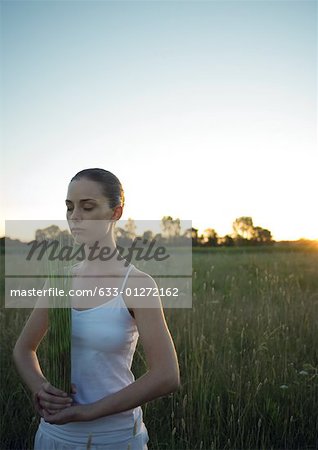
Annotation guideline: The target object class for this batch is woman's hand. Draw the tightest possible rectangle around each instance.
[33,382,77,417]
[41,403,90,425]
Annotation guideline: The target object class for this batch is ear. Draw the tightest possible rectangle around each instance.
[111,205,123,220]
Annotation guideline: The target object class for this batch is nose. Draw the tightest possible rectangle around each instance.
[68,207,82,222]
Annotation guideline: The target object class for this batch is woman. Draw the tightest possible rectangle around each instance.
[13,168,180,450]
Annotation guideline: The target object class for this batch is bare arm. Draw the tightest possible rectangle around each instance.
[12,284,50,395]
[12,282,73,412]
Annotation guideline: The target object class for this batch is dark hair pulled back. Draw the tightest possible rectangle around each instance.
[70,168,125,209]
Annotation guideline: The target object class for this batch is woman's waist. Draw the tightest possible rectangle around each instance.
[39,406,143,444]
[71,368,135,404]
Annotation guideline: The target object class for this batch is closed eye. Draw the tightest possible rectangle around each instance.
[66,207,94,211]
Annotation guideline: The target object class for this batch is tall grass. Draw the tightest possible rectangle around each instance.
[42,238,72,395]
[1,243,318,449]
[160,249,318,450]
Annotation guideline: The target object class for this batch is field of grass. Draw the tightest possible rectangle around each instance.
[1,244,318,449]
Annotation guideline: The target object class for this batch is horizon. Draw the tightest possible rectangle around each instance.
[1,219,317,244]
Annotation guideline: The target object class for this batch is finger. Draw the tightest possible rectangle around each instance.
[33,394,45,416]
[39,391,73,405]
[34,394,55,418]
[44,382,68,398]
[43,409,64,424]
[39,398,73,410]
[45,407,62,415]
[42,408,52,422]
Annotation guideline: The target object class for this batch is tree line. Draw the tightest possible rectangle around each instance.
[190,216,273,247]
[0,215,273,249]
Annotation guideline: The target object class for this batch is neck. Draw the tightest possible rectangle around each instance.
[81,232,124,269]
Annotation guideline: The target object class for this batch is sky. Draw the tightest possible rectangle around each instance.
[1,0,317,242]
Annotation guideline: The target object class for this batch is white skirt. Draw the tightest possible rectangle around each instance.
[34,421,149,450]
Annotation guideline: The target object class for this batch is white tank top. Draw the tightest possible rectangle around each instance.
[39,263,148,446]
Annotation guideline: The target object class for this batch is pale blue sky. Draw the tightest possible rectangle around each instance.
[2,0,317,241]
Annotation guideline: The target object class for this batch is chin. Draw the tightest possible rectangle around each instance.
[73,232,106,246]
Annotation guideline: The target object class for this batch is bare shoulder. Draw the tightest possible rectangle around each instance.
[124,265,163,310]
[128,264,154,283]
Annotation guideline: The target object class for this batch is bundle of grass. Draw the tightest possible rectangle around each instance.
[42,236,73,396]
[46,271,72,395]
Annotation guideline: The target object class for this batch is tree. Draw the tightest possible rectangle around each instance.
[232,217,255,240]
[142,230,154,242]
[161,216,181,240]
[183,227,199,246]
[232,217,274,245]
[202,228,218,247]
[115,226,126,240]
[124,218,137,240]
[220,234,234,246]
[35,225,62,241]
[251,226,273,244]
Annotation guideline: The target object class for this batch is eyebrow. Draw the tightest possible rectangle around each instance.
[65,198,97,203]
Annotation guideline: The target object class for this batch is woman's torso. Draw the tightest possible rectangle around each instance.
[39,262,147,446]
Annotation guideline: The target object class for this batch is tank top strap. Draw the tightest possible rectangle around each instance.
[120,263,134,292]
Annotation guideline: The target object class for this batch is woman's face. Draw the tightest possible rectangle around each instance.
[66,178,122,244]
